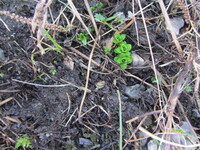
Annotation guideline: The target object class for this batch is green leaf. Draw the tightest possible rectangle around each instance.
[114,47,122,54]
[120,63,128,69]
[185,85,192,93]
[103,46,112,54]
[15,135,31,149]
[119,42,132,52]
[113,33,126,44]
[114,54,132,64]
[0,73,5,77]
[43,29,63,51]
[77,33,88,45]
[94,13,106,21]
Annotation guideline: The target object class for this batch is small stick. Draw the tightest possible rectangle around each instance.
[0,97,14,107]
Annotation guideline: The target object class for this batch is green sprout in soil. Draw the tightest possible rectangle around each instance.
[91,2,104,11]
[15,135,31,149]
[113,33,132,69]
[0,73,5,77]
[77,32,88,45]
[95,13,119,29]
[185,85,193,93]
[103,46,112,55]
[151,77,161,85]
[43,29,63,53]
[50,69,57,75]
[113,33,126,44]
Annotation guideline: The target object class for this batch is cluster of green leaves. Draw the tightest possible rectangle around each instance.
[91,2,104,11]
[94,13,123,29]
[77,32,88,45]
[15,135,31,149]
[113,33,132,69]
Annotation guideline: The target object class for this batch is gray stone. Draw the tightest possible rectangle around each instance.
[0,48,7,61]
[125,84,145,99]
[79,138,93,146]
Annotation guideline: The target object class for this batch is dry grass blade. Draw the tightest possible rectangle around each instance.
[158,0,183,54]
[84,0,98,37]
[0,97,14,107]
[78,37,98,122]
[193,56,200,110]
[139,126,200,148]
[165,53,195,148]
[67,0,95,41]
[137,0,162,109]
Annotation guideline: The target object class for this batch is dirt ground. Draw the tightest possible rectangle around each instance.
[0,0,200,150]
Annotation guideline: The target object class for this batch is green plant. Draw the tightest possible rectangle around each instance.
[94,13,118,29]
[185,85,192,93]
[77,32,88,45]
[0,73,5,77]
[50,69,57,75]
[113,33,133,69]
[103,46,112,54]
[113,33,126,44]
[15,135,31,149]
[43,29,63,53]
[151,77,161,84]
[91,2,104,11]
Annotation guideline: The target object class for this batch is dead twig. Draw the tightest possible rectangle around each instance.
[138,126,200,148]
[158,0,183,54]
[0,97,14,107]
[165,53,195,149]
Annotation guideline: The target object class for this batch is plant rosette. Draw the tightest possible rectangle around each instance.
[113,33,126,44]
[114,53,132,69]
[114,41,132,54]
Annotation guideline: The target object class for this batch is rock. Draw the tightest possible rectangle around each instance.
[166,17,184,35]
[131,52,145,66]
[0,48,7,61]
[79,138,93,146]
[125,84,145,99]
[95,81,106,89]
[192,109,200,118]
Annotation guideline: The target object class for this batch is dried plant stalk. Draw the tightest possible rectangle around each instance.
[0,10,67,33]
[177,0,191,24]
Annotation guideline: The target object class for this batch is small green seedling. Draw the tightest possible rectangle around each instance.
[95,13,118,29]
[114,53,132,69]
[112,33,133,69]
[50,69,57,75]
[15,135,31,149]
[113,33,126,44]
[103,46,112,54]
[77,32,88,45]
[0,73,5,77]
[43,29,63,53]
[91,2,104,11]
[114,41,132,54]
[151,77,161,84]
[185,85,192,93]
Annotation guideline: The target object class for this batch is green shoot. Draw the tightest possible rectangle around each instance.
[0,73,5,77]
[15,135,31,149]
[103,46,112,54]
[113,33,133,69]
[94,13,116,29]
[77,32,88,45]
[151,77,161,84]
[185,85,192,93]
[91,2,104,11]
[113,33,126,44]
[50,69,57,75]
[43,29,63,52]
[117,90,123,150]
